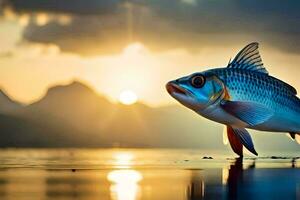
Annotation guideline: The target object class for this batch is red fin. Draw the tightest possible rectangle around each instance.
[227,126,243,157]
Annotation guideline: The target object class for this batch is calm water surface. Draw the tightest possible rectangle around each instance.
[0,149,299,200]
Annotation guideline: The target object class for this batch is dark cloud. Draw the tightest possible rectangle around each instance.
[4,0,300,55]
[4,0,121,14]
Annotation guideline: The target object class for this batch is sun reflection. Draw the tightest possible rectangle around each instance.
[108,170,143,200]
[113,152,134,167]
[222,167,229,185]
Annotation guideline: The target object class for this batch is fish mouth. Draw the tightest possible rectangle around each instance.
[166,82,188,96]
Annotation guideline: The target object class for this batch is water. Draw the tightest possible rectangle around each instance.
[0,149,299,200]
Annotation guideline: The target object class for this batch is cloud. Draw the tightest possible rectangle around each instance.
[181,0,198,6]
[3,0,121,15]
[2,0,300,55]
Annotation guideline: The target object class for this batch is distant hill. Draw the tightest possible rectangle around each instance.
[0,89,23,114]
[0,81,298,153]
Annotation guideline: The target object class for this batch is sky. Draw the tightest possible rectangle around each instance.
[0,0,300,106]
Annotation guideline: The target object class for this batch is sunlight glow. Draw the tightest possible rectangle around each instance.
[119,90,138,105]
[36,13,50,26]
[223,126,228,145]
[108,170,142,200]
[122,42,147,57]
[19,14,30,27]
[296,134,300,144]
[108,170,142,184]
[113,152,134,167]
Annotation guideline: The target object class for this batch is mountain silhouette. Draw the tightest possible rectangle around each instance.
[0,89,23,114]
[0,81,298,153]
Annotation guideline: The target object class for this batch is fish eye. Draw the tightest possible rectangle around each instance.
[190,75,206,88]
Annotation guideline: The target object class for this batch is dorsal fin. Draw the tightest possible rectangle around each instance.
[227,42,268,74]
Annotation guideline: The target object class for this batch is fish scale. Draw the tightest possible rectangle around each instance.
[208,68,300,114]
[166,42,300,156]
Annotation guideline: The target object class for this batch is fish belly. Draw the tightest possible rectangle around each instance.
[203,68,300,132]
[200,101,300,133]
[223,71,300,132]
[199,105,248,127]
[252,110,300,133]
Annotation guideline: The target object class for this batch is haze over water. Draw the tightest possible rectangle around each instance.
[0,148,299,200]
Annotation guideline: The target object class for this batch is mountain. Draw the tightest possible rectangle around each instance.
[0,81,298,153]
[0,89,23,114]
[25,81,114,134]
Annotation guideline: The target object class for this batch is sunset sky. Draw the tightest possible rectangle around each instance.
[0,0,300,106]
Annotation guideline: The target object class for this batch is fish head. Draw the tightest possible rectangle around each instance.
[166,71,225,111]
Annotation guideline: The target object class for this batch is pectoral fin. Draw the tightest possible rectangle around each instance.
[227,126,258,156]
[227,126,243,157]
[221,100,274,126]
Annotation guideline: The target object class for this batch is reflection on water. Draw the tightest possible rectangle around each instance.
[222,167,229,185]
[113,152,134,168]
[227,158,243,200]
[109,151,142,200]
[108,170,142,200]
[0,149,298,200]
[187,171,205,200]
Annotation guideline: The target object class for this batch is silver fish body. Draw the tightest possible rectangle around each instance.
[166,42,300,156]
[204,68,300,132]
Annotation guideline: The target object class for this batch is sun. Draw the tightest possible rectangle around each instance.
[119,90,138,105]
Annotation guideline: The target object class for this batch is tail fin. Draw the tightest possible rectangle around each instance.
[288,132,300,144]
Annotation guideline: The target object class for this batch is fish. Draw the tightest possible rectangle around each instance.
[166,42,300,157]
